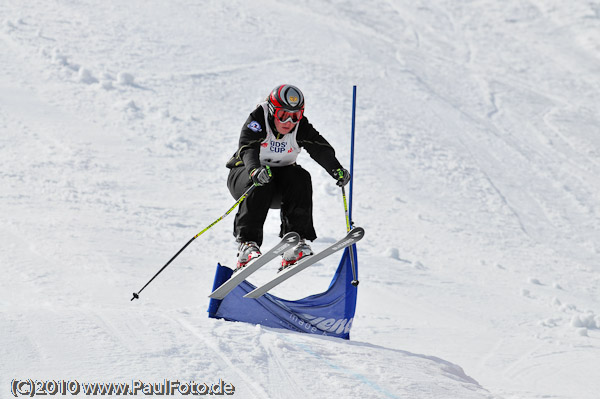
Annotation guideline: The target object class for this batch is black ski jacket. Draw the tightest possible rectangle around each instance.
[226,105,343,177]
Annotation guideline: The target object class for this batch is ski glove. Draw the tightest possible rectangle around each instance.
[250,166,272,186]
[332,168,351,187]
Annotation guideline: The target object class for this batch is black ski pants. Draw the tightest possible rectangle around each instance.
[227,164,317,246]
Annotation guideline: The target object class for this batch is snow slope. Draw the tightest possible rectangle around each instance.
[1,0,599,398]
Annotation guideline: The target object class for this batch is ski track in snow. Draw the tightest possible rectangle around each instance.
[2,0,600,398]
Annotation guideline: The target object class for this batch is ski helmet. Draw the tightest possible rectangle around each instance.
[268,84,305,116]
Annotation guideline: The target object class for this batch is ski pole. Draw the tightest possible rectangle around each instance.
[341,185,359,287]
[131,183,256,301]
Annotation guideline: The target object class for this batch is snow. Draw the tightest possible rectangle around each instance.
[1,0,599,398]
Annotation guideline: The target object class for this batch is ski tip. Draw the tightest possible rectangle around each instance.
[282,231,301,242]
[350,226,365,236]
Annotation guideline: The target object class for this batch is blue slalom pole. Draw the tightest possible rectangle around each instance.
[343,85,359,287]
[349,85,356,221]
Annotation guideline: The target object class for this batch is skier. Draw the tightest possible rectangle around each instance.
[226,84,351,271]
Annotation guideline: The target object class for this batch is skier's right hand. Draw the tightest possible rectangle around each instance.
[250,166,272,186]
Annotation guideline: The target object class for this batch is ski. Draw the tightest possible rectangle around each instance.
[208,232,300,300]
[243,227,365,299]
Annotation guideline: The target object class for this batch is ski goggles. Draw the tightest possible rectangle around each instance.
[274,107,304,124]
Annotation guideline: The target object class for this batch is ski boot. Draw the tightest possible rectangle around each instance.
[279,239,313,271]
[235,241,261,271]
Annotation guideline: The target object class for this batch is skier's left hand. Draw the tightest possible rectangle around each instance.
[333,168,351,187]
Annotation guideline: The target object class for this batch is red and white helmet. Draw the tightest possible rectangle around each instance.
[268,84,305,123]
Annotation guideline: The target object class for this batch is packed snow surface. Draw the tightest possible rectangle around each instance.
[1,1,599,398]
